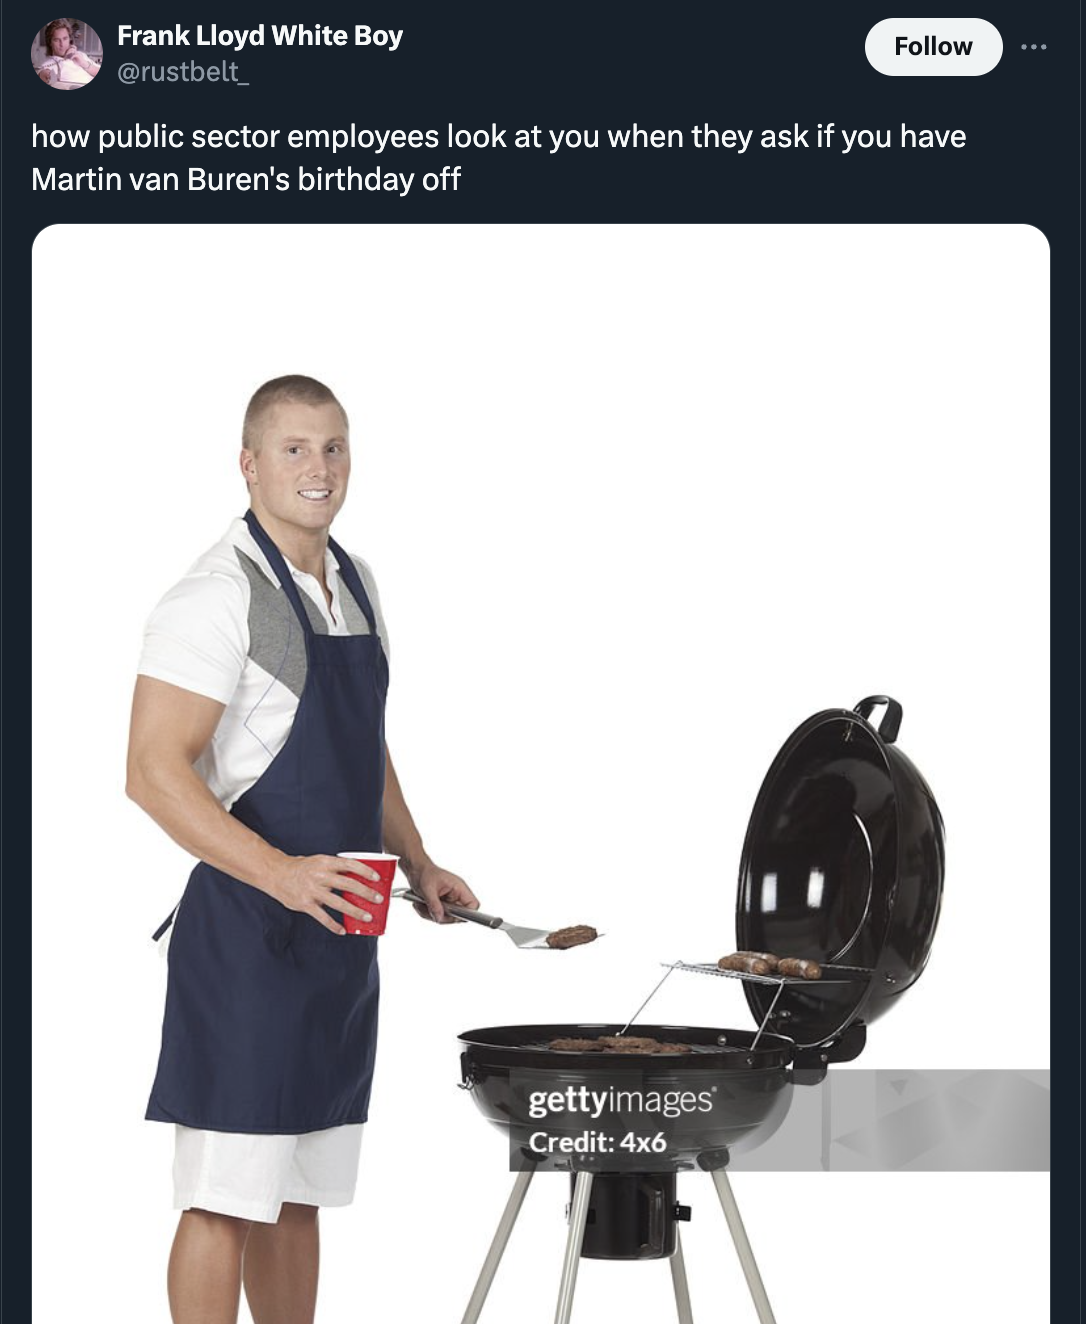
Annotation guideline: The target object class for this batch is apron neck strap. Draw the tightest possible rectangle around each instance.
[244,509,317,637]
[243,510,379,641]
[327,534,379,638]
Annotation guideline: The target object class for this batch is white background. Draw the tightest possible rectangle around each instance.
[32,226,1049,1321]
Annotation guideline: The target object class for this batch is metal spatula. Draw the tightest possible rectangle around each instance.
[395,889,554,949]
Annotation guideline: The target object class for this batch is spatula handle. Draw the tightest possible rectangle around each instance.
[399,889,504,928]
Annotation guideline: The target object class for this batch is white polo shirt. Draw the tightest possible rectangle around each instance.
[138,517,388,811]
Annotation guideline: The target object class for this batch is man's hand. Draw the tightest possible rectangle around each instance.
[409,863,479,924]
[268,854,385,935]
[38,67,52,83]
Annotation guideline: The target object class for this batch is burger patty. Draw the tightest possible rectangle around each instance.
[547,1035,693,1055]
[546,925,599,949]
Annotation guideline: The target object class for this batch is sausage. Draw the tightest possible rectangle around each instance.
[717,953,772,976]
[736,950,779,971]
[777,958,822,980]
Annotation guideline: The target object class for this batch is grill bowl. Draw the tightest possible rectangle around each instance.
[458,1023,794,1167]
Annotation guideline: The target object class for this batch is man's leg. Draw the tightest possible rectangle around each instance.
[242,1202,320,1324]
[168,1209,252,1324]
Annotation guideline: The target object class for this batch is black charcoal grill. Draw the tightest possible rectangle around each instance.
[457,697,944,1324]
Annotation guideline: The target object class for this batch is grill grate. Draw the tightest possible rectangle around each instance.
[518,1038,739,1056]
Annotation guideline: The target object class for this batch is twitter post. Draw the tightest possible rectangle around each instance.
[5,6,1076,1323]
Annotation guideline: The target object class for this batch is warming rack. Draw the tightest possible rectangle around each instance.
[668,960,872,986]
[637,960,874,1048]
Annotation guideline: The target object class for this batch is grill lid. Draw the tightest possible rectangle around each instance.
[735,696,944,1049]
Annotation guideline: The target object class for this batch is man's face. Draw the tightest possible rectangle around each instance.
[241,400,351,534]
[50,27,72,55]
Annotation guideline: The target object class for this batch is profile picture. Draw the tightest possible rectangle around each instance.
[33,18,102,88]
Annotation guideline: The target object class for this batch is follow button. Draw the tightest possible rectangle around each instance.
[866,19,1003,75]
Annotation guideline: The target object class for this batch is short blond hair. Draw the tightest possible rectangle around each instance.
[242,375,348,452]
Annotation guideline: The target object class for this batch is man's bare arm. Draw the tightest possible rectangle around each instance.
[382,744,478,922]
[126,675,383,934]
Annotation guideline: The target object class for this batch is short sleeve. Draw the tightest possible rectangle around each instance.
[137,572,249,705]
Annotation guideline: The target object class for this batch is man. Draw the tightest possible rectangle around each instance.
[38,19,99,85]
[127,375,477,1324]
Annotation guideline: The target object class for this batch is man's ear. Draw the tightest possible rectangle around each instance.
[239,447,257,486]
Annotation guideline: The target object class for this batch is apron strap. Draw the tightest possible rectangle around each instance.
[243,510,381,644]
[328,534,380,641]
[152,903,179,942]
[243,509,321,638]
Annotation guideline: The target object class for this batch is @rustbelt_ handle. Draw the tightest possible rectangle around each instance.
[397,889,504,928]
[853,695,903,745]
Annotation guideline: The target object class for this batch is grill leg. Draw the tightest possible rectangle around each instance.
[710,1170,777,1324]
[669,1227,695,1323]
[461,1169,535,1324]
[554,1170,594,1324]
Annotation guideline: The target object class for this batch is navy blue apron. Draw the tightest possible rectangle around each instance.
[146,510,388,1133]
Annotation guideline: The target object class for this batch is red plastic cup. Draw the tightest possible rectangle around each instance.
[336,852,399,935]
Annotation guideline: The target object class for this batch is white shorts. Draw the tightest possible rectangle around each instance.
[173,1124,364,1224]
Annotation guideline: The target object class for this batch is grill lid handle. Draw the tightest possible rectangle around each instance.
[853,695,902,744]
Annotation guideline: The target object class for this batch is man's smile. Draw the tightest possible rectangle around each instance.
[298,489,332,501]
